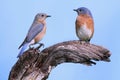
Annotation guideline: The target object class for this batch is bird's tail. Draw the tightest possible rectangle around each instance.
[17,43,28,58]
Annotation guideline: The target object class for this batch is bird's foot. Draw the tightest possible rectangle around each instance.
[79,40,90,46]
[79,40,85,45]
[29,44,34,49]
[36,43,44,49]
[85,40,90,46]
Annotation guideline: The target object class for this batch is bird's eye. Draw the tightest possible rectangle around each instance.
[41,15,44,17]
[79,9,82,12]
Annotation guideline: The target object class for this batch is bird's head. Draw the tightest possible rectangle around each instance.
[35,13,51,22]
[74,7,93,18]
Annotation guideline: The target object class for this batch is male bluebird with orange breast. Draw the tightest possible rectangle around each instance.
[17,13,51,58]
[74,7,94,42]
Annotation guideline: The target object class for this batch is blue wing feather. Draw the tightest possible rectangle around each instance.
[18,23,44,49]
[26,23,44,42]
[17,43,28,58]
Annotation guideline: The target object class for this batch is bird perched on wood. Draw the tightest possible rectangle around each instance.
[17,13,51,58]
[74,7,94,42]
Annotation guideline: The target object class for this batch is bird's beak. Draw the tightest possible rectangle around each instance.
[47,15,51,17]
[73,9,77,12]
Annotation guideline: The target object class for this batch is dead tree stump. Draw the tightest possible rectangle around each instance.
[9,40,111,80]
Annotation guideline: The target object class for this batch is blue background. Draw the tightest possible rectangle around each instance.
[0,0,119,80]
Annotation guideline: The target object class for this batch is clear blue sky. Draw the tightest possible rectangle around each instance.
[0,0,120,80]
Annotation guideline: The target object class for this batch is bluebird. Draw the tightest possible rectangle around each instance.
[74,7,94,42]
[18,13,51,58]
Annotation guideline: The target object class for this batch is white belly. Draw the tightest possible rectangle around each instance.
[77,24,92,40]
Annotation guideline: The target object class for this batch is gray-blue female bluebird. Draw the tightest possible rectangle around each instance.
[18,13,51,58]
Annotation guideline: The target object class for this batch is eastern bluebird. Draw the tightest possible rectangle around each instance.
[17,13,51,58]
[74,7,94,42]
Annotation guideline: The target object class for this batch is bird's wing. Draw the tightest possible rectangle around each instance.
[18,23,44,49]
[26,23,44,42]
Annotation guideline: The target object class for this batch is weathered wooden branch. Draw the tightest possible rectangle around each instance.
[9,40,111,80]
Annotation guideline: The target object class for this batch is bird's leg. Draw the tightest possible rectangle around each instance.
[79,40,82,44]
[29,44,34,49]
[39,43,44,48]
[84,40,90,46]
[36,43,44,49]
[79,40,85,45]
[79,40,90,45]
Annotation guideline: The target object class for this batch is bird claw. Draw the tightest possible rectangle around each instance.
[29,43,44,50]
[36,43,44,49]
[29,44,34,49]
[39,43,44,48]
[79,40,90,46]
